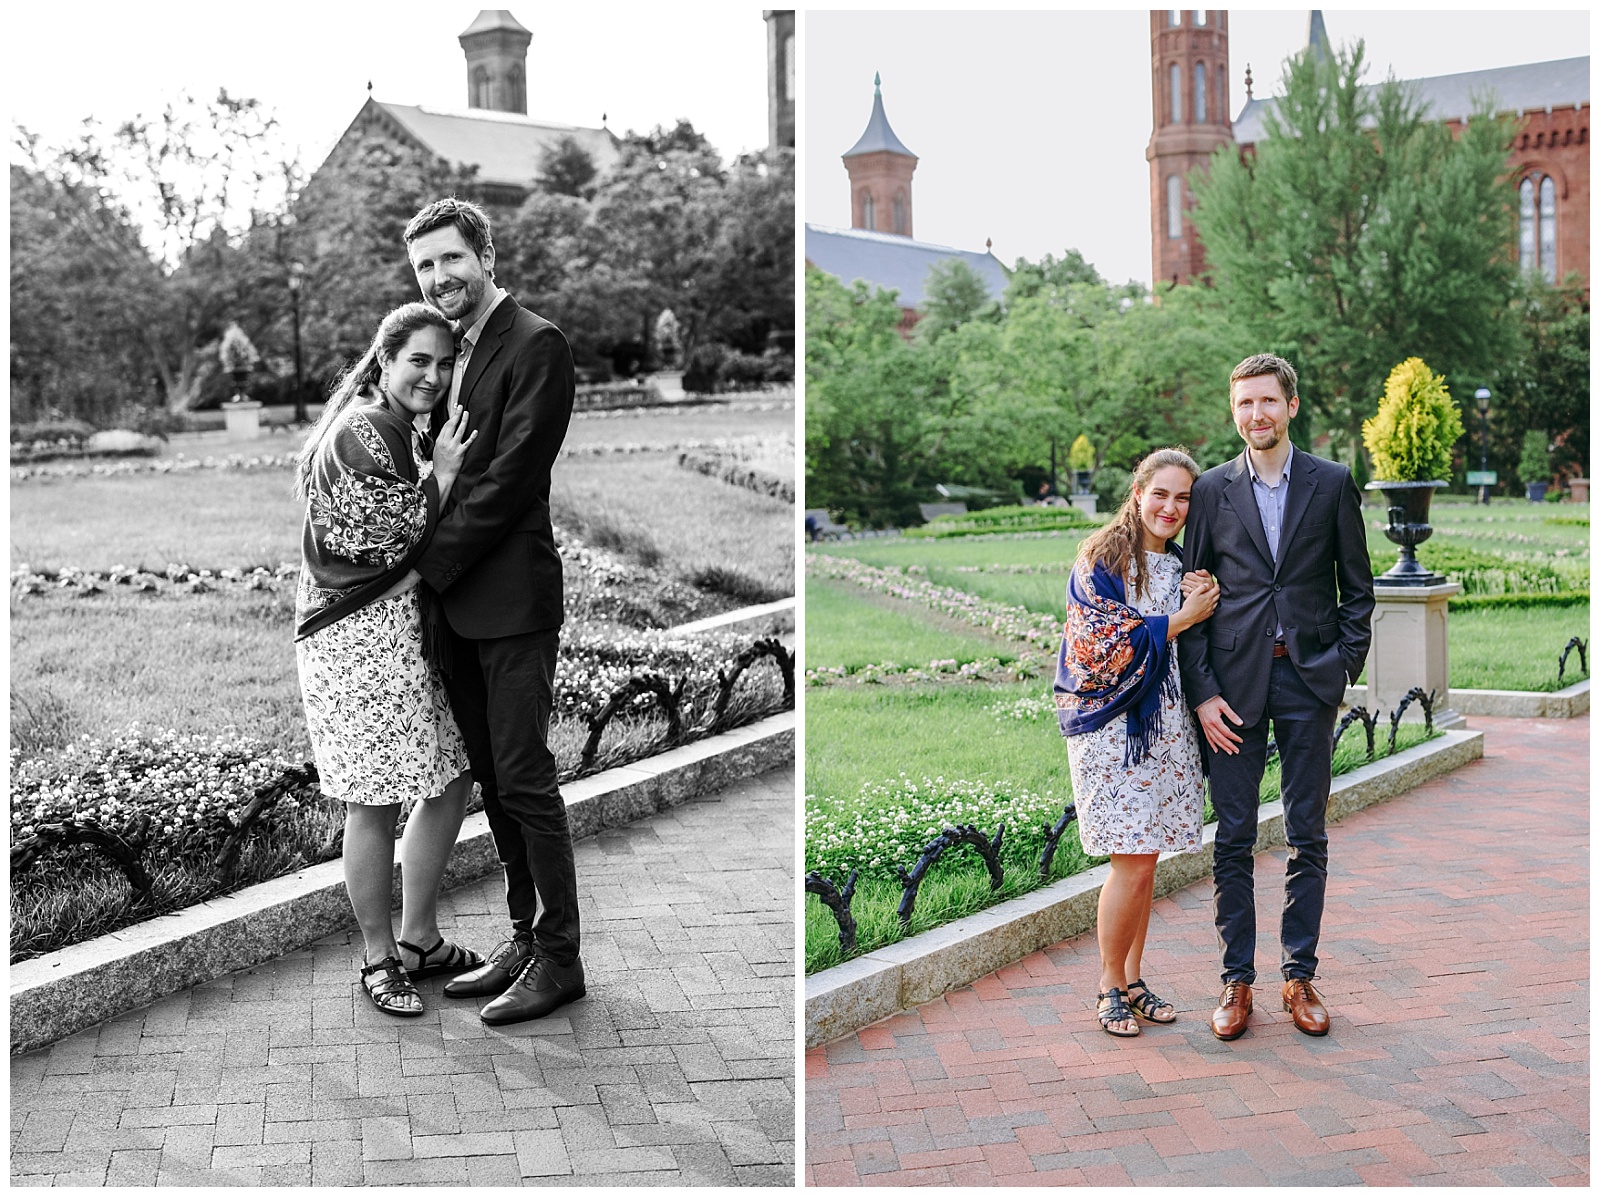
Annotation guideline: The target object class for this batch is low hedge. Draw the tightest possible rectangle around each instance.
[1448,590,1590,611]
[906,504,1095,539]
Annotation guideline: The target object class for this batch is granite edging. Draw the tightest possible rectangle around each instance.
[11,710,795,1056]
[1345,679,1589,719]
[803,727,1484,1049]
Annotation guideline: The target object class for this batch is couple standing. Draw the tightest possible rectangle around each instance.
[293,198,584,1024]
[1057,353,1374,1040]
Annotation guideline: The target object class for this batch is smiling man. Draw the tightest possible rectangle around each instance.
[400,197,584,1025]
[1176,353,1374,1042]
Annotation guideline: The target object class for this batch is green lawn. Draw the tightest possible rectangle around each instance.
[807,681,1069,803]
[816,533,1088,572]
[805,579,1017,672]
[1448,602,1591,691]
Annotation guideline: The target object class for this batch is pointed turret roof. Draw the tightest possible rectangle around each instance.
[843,73,916,159]
[1306,11,1332,64]
[460,10,530,38]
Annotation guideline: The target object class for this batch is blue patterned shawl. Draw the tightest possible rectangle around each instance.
[1054,546,1182,767]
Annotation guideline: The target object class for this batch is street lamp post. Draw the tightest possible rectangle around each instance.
[288,261,306,425]
[1475,387,1491,505]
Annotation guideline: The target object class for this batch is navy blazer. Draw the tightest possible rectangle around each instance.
[417,295,575,638]
[1176,449,1374,727]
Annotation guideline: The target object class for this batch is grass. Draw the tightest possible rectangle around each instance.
[1446,602,1591,692]
[11,470,303,572]
[805,579,1017,673]
[562,399,793,448]
[553,454,794,600]
[803,680,1435,973]
[816,533,1090,572]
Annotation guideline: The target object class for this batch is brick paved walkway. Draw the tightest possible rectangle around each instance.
[12,766,795,1187]
[805,717,1589,1185]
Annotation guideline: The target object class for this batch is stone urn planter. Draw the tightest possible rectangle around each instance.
[1365,480,1446,585]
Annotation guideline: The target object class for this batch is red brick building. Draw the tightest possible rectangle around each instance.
[1148,11,1590,293]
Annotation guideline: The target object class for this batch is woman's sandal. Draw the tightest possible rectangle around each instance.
[1126,978,1178,1024]
[1096,987,1141,1037]
[398,936,486,980]
[360,955,424,1018]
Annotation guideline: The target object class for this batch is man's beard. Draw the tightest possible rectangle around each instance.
[433,274,484,320]
[1243,425,1282,451]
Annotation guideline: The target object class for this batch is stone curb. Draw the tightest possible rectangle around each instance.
[1345,679,1589,719]
[10,710,795,1056]
[671,596,796,637]
[803,727,1483,1049]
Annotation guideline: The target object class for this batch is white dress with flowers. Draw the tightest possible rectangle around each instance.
[295,416,469,807]
[1066,551,1204,856]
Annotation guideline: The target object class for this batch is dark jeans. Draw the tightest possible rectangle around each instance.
[1207,656,1338,985]
[442,625,580,965]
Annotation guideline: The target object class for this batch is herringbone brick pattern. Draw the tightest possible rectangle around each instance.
[12,766,795,1187]
[805,717,1588,1185]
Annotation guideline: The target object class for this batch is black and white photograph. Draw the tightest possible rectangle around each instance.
[10,3,796,1185]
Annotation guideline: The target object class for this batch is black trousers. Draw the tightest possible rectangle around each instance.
[1207,656,1338,985]
[442,624,580,965]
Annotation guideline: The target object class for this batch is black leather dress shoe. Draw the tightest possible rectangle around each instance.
[480,955,586,1025]
[442,937,534,999]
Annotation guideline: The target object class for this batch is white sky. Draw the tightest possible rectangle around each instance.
[7,2,774,176]
[804,7,1591,287]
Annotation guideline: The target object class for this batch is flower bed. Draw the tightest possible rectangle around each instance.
[676,449,795,503]
[11,629,794,963]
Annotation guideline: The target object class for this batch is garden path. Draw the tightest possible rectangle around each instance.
[805,716,1588,1185]
[11,766,795,1187]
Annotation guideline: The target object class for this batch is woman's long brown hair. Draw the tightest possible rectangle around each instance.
[1074,447,1201,602]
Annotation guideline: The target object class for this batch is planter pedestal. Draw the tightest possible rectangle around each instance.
[1068,494,1098,517]
[1569,478,1589,503]
[650,370,685,401]
[223,401,264,440]
[1367,581,1464,729]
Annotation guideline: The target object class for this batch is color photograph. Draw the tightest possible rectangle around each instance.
[803,9,1588,1186]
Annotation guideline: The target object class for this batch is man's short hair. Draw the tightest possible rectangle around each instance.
[404,197,493,259]
[1230,353,1298,402]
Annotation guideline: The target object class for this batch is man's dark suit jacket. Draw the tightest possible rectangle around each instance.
[417,295,575,638]
[1177,449,1374,728]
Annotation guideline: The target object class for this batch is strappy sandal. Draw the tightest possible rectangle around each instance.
[398,936,486,980]
[1127,978,1178,1023]
[360,955,424,1018]
[1096,987,1140,1037]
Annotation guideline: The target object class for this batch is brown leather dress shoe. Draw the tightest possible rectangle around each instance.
[480,955,586,1025]
[1282,978,1330,1036]
[442,937,534,999]
[1210,981,1253,1040]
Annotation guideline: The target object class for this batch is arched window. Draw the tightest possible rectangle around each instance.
[471,66,490,108]
[1167,175,1183,239]
[1518,178,1535,271]
[1539,175,1557,282]
[893,191,907,236]
[1194,11,1207,26]
[1168,10,1181,27]
[1170,63,1182,123]
[1195,63,1207,122]
[862,191,876,231]
[509,64,525,113]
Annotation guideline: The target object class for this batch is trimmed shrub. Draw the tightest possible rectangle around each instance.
[1362,357,1465,482]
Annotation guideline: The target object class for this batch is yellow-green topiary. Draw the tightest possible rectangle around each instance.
[1068,434,1095,472]
[1362,357,1465,482]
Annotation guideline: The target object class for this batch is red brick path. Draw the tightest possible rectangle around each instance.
[804,717,1589,1186]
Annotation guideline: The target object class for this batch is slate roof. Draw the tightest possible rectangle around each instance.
[1234,56,1589,145]
[843,76,917,159]
[460,9,530,37]
[804,223,1008,309]
[370,101,619,189]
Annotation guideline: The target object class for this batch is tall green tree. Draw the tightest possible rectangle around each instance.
[1188,40,1519,454]
[915,258,1000,344]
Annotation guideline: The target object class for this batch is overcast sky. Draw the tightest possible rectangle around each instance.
[8,2,773,174]
[804,7,1591,287]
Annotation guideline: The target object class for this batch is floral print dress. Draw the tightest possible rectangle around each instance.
[295,407,469,806]
[1066,551,1204,855]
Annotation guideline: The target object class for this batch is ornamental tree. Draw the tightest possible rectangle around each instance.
[1362,357,1465,482]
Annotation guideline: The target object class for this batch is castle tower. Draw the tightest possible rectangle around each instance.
[765,11,795,151]
[842,74,918,237]
[1145,10,1234,286]
[459,10,533,115]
